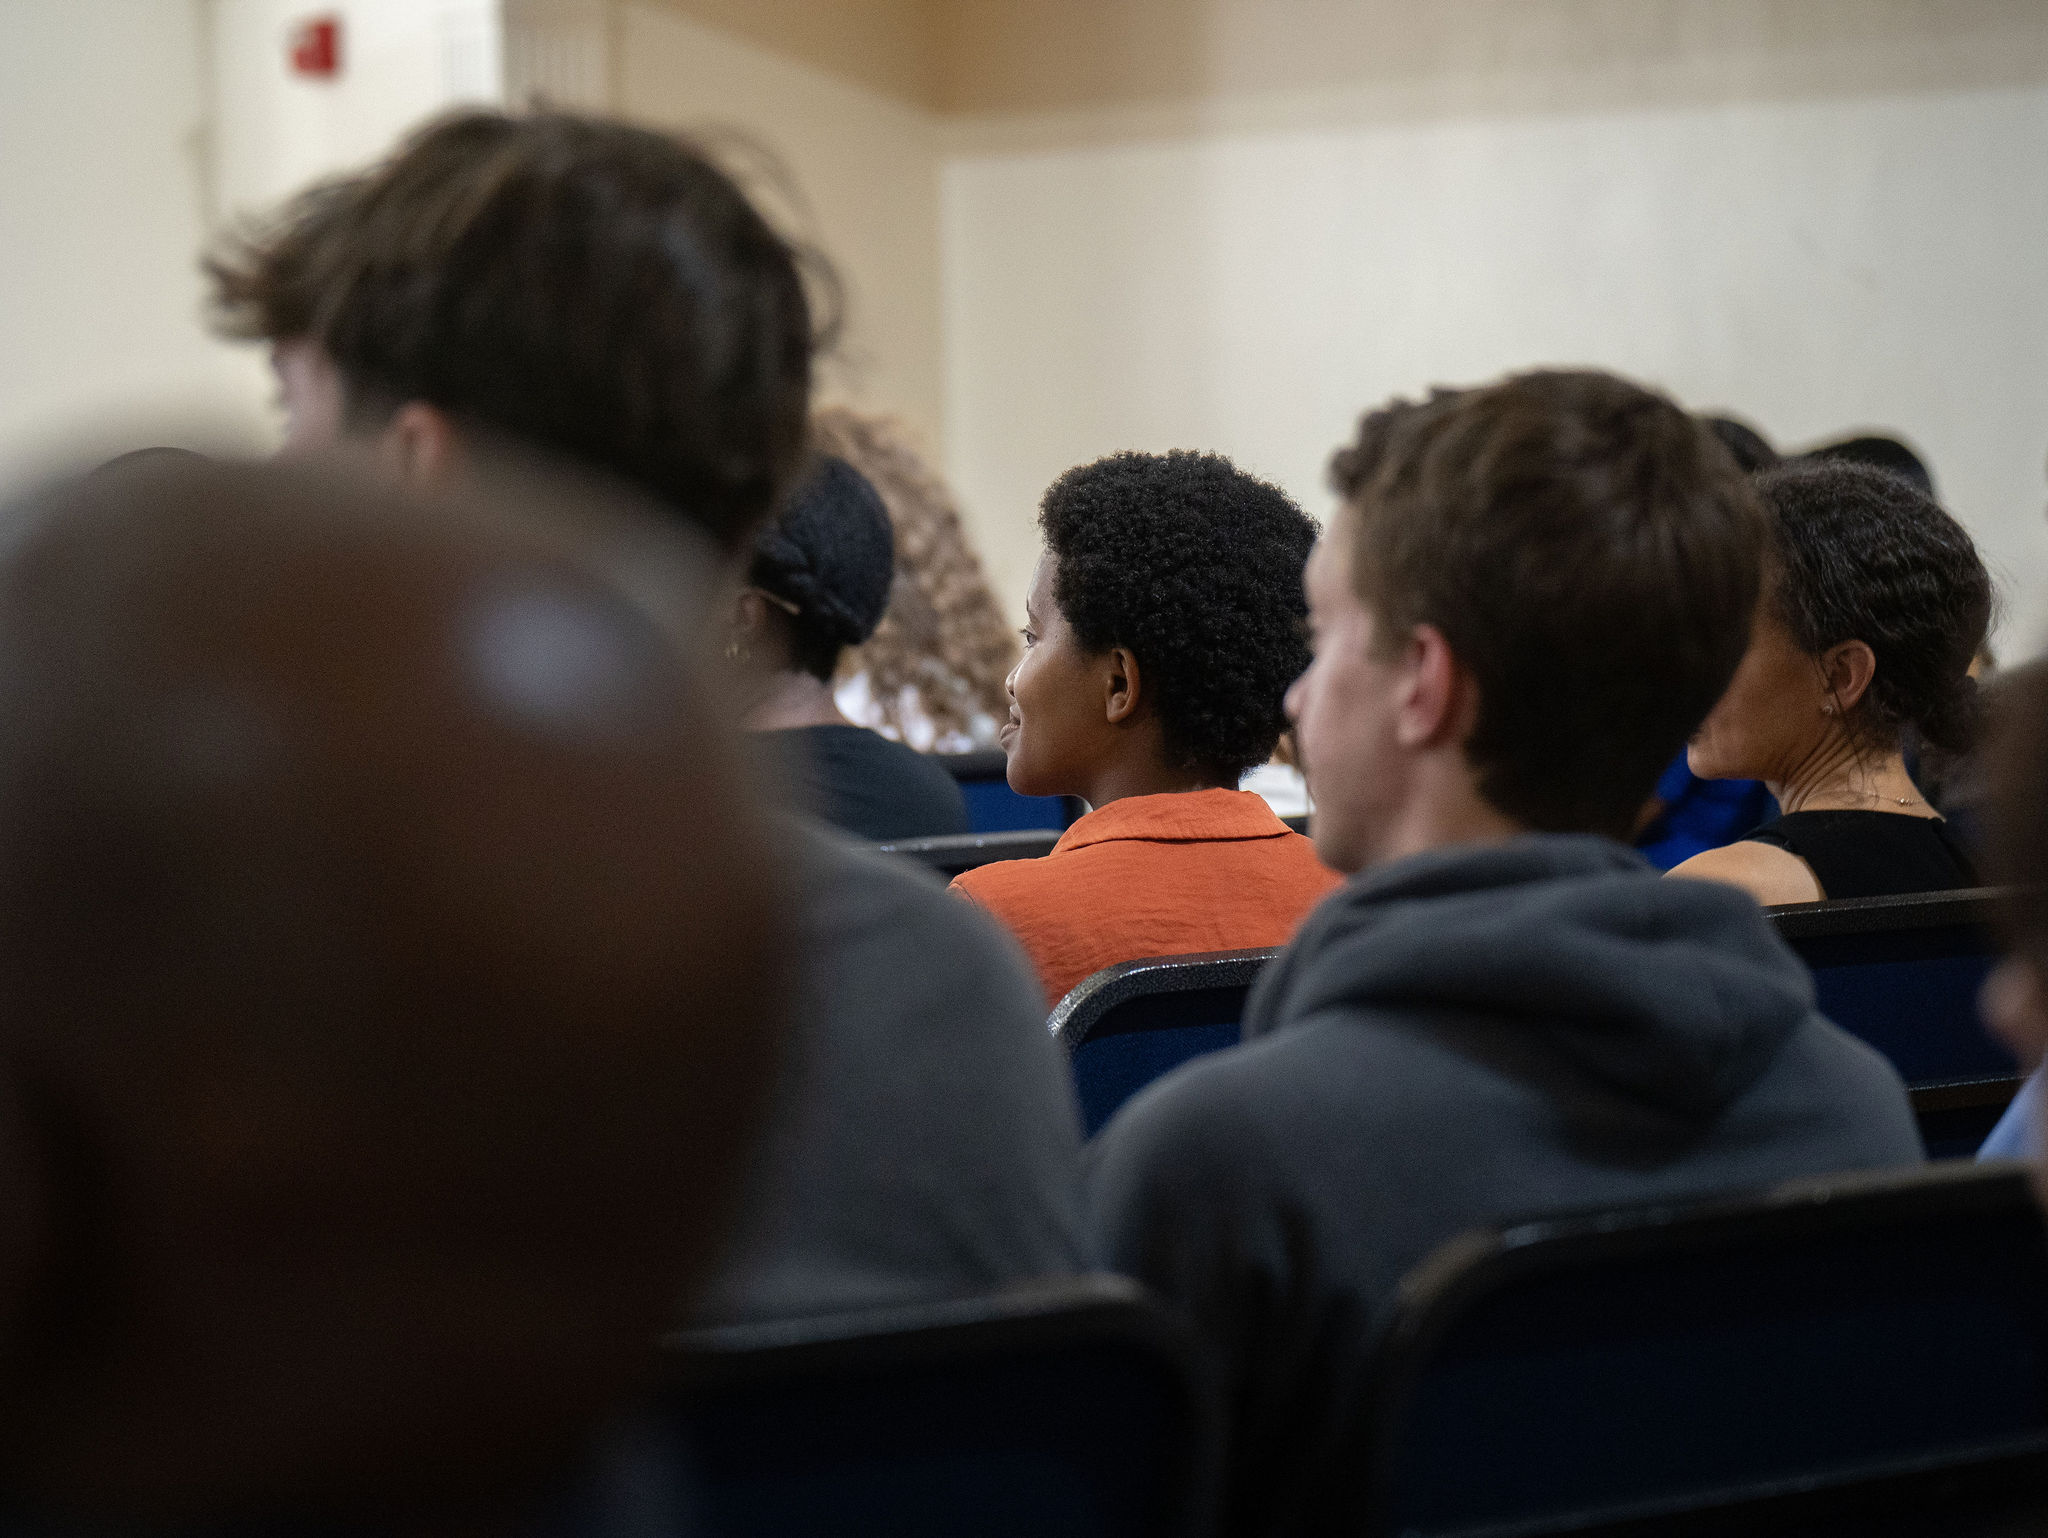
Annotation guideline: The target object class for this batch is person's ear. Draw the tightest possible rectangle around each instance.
[1819,640,1878,716]
[725,590,770,665]
[1394,623,1475,750]
[374,402,465,491]
[1103,646,1144,726]
[1983,956,2048,1073]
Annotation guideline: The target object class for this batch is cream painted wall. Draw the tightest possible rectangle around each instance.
[611,2,946,462]
[212,0,502,218]
[944,75,2048,650]
[0,0,504,487]
[0,0,267,484]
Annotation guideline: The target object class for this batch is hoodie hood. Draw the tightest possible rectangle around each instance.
[1245,834,1817,1119]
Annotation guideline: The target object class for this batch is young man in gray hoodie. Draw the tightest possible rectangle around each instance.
[1085,370,1923,1538]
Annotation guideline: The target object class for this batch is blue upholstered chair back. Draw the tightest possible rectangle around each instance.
[936,749,1077,833]
[1364,1164,2048,1538]
[662,1277,1214,1538]
[1044,891,2021,1150]
[1771,890,2017,1156]
[1049,950,1276,1135]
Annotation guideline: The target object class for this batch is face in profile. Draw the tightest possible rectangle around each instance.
[1686,595,1826,782]
[1286,520,1404,874]
[1002,555,1109,799]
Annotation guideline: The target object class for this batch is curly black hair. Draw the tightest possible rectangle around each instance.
[1756,459,1992,753]
[1040,450,1317,783]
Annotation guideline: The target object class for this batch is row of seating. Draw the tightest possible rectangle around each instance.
[1045,888,2019,1153]
[661,1161,2048,1537]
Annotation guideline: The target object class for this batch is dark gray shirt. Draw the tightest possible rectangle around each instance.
[697,823,1087,1323]
[1087,834,1923,1537]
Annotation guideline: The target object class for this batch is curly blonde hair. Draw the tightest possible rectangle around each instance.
[813,406,1019,749]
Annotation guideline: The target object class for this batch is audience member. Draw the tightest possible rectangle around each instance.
[735,453,970,839]
[1668,461,1991,903]
[0,458,781,1529]
[1976,660,2048,1166]
[951,451,1337,1006]
[1086,371,1921,1538]
[814,405,1020,753]
[207,108,1085,1324]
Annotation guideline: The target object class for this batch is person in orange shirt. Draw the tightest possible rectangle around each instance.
[951,450,1340,1006]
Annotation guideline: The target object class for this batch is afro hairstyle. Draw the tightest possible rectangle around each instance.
[1040,450,1317,783]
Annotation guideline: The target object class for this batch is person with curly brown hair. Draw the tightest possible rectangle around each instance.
[813,406,1020,753]
[1668,460,1992,903]
[950,450,1338,1007]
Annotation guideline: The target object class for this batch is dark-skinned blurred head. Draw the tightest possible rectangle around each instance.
[0,455,783,1524]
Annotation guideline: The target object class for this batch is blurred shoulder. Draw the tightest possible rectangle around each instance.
[791,818,1045,994]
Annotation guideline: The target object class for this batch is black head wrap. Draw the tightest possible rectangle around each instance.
[747,454,895,678]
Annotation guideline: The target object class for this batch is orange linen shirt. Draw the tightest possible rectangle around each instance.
[950,787,1342,1009]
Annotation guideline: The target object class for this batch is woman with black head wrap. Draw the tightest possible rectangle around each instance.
[727,454,970,840]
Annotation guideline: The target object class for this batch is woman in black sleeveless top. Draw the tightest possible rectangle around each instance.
[1665,460,1991,905]
[729,455,970,841]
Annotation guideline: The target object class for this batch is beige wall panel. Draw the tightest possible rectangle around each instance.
[618,2,947,466]
[637,0,938,108]
[943,77,2048,648]
[941,0,2048,123]
[0,0,271,485]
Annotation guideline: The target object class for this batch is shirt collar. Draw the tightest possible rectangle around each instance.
[1050,787,1295,854]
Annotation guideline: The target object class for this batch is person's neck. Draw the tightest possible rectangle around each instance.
[1365,792,1526,869]
[745,671,851,732]
[1345,755,1526,871]
[1766,732,1931,816]
[1079,760,1232,812]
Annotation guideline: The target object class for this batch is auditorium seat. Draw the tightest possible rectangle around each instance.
[936,749,1079,834]
[1050,949,1274,1135]
[1048,890,2018,1149]
[1772,889,2018,1157]
[877,827,1062,878]
[661,1275,1214,1538]
[1361,1162,2048,1538]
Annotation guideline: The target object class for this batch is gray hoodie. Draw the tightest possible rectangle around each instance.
[696,822,1087,1324]
[1087,834,1921,1537]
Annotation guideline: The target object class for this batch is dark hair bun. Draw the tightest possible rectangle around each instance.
[1917,670,1984,757]
[748,455,896,678]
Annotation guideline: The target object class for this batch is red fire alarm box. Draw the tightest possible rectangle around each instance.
[289,14,342,78]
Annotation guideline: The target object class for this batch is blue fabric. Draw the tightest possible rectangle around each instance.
[960,777,1071,833]
[1635,753,1775,872]
[1980,1067,2044,1160]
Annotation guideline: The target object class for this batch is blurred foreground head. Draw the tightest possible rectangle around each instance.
[0,457,783,1523]
[1985,664,2048,1174]
[208,109,824,553]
